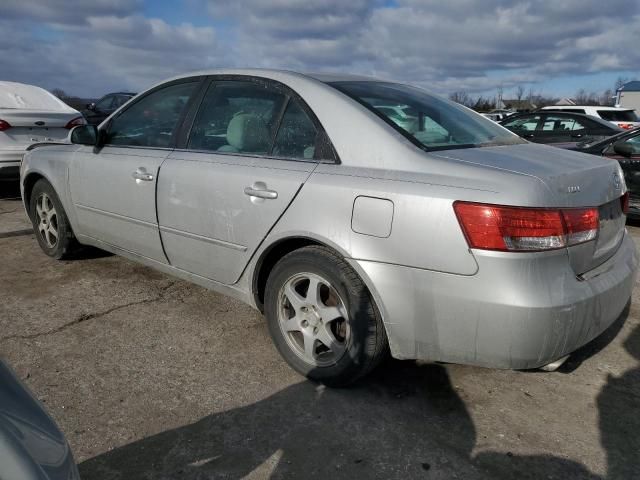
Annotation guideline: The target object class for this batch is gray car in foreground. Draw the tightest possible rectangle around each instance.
[19,69,638,385]
[0,359,80,479]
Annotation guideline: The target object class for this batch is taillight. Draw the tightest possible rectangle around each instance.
[619,123,635,130]
[621,192,630,215]
[453,202,599,252]
[0,119,11,131]
[64,116,86,129]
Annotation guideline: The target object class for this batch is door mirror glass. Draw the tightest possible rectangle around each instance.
[70,125,98,145]
[86,102,96,111]
[613,141,634,157]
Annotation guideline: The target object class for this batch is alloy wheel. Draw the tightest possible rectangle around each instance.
[35,193,59,248]
[277,272,350,367]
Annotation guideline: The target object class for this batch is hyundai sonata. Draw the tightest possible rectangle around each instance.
[20,69,637,385]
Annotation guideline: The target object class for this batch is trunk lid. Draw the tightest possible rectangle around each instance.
[0,110,79,147]
[434,143,627,274]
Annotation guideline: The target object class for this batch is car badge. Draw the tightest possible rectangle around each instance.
[567,185,580,193]
[612,172,621,190]
[34,121,45,126]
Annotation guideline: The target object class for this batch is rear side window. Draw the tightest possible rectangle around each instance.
[272,100,318,159]
[598,110,638,122]
[106,81,198,148]
[542,115,586,131]
[188,82,286,154]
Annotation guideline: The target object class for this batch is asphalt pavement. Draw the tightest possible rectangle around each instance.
[1,184,639,479]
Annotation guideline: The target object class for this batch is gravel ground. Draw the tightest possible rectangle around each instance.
[1,186,639,479]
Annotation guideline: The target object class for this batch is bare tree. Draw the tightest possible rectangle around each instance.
[515,85,525,102]
[615,76,629,91]
[575,88,589,104]
[600,89,614,106]
[51,88,68,99]
[449,91,474,107]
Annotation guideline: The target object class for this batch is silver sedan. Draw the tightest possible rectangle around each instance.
[20,69,638,385]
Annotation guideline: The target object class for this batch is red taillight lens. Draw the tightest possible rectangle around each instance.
[621,192,630,215]
[619,123,634,130]
[0,119,11,131]
[64,116,86,129]
[453,202,599,252]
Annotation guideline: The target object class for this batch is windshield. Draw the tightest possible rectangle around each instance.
[330,81,524,151]
[597,110,638,122]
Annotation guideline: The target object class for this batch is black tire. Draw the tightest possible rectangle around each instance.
[265,245,388,386]
[29,179,78,259]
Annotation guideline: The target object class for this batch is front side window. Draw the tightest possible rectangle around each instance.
[188,81,286,154]
[331,81,524,151]
[95,95,114,111]
[106,81,198,148]
[503,115,541,131]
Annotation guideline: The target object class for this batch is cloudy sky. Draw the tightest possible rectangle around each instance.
[1,0,638,99]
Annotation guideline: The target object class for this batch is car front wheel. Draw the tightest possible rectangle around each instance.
[29,179,78,259]
[264,245,388,386]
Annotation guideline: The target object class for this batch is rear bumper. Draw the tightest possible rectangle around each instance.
[350,231,638,369]
[0,149,24,179]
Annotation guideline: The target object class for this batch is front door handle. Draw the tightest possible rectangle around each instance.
[132,168,154,182]
[244,183,278,199]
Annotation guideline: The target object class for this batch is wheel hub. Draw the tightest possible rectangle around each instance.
[301,305,322,328]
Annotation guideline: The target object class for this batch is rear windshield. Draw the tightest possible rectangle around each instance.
[330,81,524,151]
[597,110,638,122]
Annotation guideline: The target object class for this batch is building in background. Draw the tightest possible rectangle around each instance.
[616,81,640,110]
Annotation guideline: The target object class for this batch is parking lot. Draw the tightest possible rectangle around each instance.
[1,187,639,479]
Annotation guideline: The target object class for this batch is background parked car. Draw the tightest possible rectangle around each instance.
[0,81,85,182]
[570,127,640,219]
[82,92,136,125]
[0,358,80,479]
[540,105,640,130]
[500,111,622,146]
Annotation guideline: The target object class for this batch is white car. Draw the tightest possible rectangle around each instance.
[0,81,85,180]
[541,105,639,130]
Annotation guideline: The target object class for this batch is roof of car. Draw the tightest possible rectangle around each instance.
[501,111,623,129]
[161,68,384,87]
[541,105,633,111]
[0,81,78,112]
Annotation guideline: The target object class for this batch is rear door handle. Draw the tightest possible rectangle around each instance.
[132,168,154,182]
[244,184,278,199]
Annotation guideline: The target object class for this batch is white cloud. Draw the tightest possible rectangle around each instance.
[1,0,638,97]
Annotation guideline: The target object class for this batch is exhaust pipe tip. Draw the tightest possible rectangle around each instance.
[539,355,570,372]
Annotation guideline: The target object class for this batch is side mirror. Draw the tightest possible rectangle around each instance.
[86,103,96,111]
[613,141,634,158]
[70,125,98,145]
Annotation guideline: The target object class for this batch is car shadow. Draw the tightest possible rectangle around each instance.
[0,181,21,200]
[79,356,610,479]
[597,324,640,479]
[558,303,630,374]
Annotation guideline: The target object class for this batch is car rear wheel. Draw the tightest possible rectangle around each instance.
[30,179,77,259]
[264,245,388,386]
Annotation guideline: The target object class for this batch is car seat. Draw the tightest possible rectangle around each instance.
[218,113,270,153]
